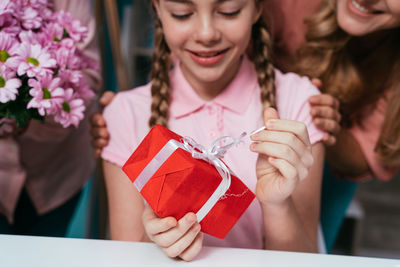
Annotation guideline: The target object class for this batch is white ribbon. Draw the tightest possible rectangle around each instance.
[134,132,246,222]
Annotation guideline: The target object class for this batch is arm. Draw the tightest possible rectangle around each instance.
[102,160,146,241]
[325,128,370,178]
[261,143,324,252]
[251,108,324,252]
[103,158,204,261]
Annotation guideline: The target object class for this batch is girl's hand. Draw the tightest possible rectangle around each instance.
[250,108,314,204]
[142,205,203,261]
[309,79,341,146]
[90,91,114,158]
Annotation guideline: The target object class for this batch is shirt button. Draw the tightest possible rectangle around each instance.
[209,132,216,138]
[208,106,215,115]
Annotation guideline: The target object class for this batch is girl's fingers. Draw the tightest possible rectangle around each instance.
[162,222,202,258]
[256,158,299,203]
[250,130,313,167]
[178,232,204,261]
[151,213,198,248]
[142,206,177,238]
[264,119,311,148]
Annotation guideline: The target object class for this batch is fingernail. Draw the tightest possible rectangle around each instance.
[185,214,196,224]
[192,224,201,232]
[250,126,265,136]
[266,120,275,128]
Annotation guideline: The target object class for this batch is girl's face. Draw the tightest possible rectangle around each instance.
[154,0,261,97]
[336,0,400,36]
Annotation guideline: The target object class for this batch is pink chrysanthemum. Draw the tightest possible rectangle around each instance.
[27,74,64,116]
[0,5,20,36]
[20,6,42,30]
[0,32,18,67]
[8,42,56,78]
[54,88,85,128]
[0,65,21,103]
[53,10,87,42]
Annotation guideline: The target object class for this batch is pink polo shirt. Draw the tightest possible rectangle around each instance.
[102,56,324,249]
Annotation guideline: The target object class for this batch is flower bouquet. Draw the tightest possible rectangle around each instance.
[0,0,98,134]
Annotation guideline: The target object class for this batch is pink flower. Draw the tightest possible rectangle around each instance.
[53,11,87,42]
[20,7,42,30]
[54,88,85,128]
[72,75,95,102]
[0,6,20,36]
[8,43,56,78]
[0,32,18,67]
[0,117,15,135]
[0,65,21,103]
[27,74,64,116]
[41,22,64,45]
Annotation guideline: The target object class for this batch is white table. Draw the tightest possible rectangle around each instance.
[1,234,399,267]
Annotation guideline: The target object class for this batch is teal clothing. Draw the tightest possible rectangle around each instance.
[320,163,358,252]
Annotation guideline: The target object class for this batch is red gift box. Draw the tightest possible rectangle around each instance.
[122,125,255,239]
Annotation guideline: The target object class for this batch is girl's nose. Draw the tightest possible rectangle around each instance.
[194,16,221,45]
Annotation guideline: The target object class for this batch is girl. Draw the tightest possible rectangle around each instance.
[101,0,325,261]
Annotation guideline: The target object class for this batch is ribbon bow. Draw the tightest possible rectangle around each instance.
[179,132,246,221]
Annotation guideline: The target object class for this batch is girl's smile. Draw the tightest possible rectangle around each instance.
[187,48,230,66]
[154,0,261,100]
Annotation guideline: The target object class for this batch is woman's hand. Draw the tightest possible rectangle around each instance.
[142,205,203,261]
[250,108,314,204]
[309,78,341,146]
[0,118,28,138]
[90,91,114,158]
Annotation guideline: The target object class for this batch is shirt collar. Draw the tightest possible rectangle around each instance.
[169,55,259,118]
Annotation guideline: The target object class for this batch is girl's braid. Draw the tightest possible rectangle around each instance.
[149,17,171,128]
[250,18,276,110]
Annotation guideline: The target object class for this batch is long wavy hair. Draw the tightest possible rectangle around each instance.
[294,0,400,167]
[148,0,276,127]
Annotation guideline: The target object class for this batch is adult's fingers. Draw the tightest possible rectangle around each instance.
[90,113,106,127]
[313,118,341,136]
[308,94,340,110]
[90,126,110,139]
[322,134,337,146]
[311,78,322,89]
[99,91,116,106]
[310,105,342,123]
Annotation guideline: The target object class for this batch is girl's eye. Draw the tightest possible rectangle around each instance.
[219,9,241,17]
[171,13,192,20]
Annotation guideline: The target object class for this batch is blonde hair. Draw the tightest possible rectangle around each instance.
[148,0,276,128]
[294,0,400,167]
